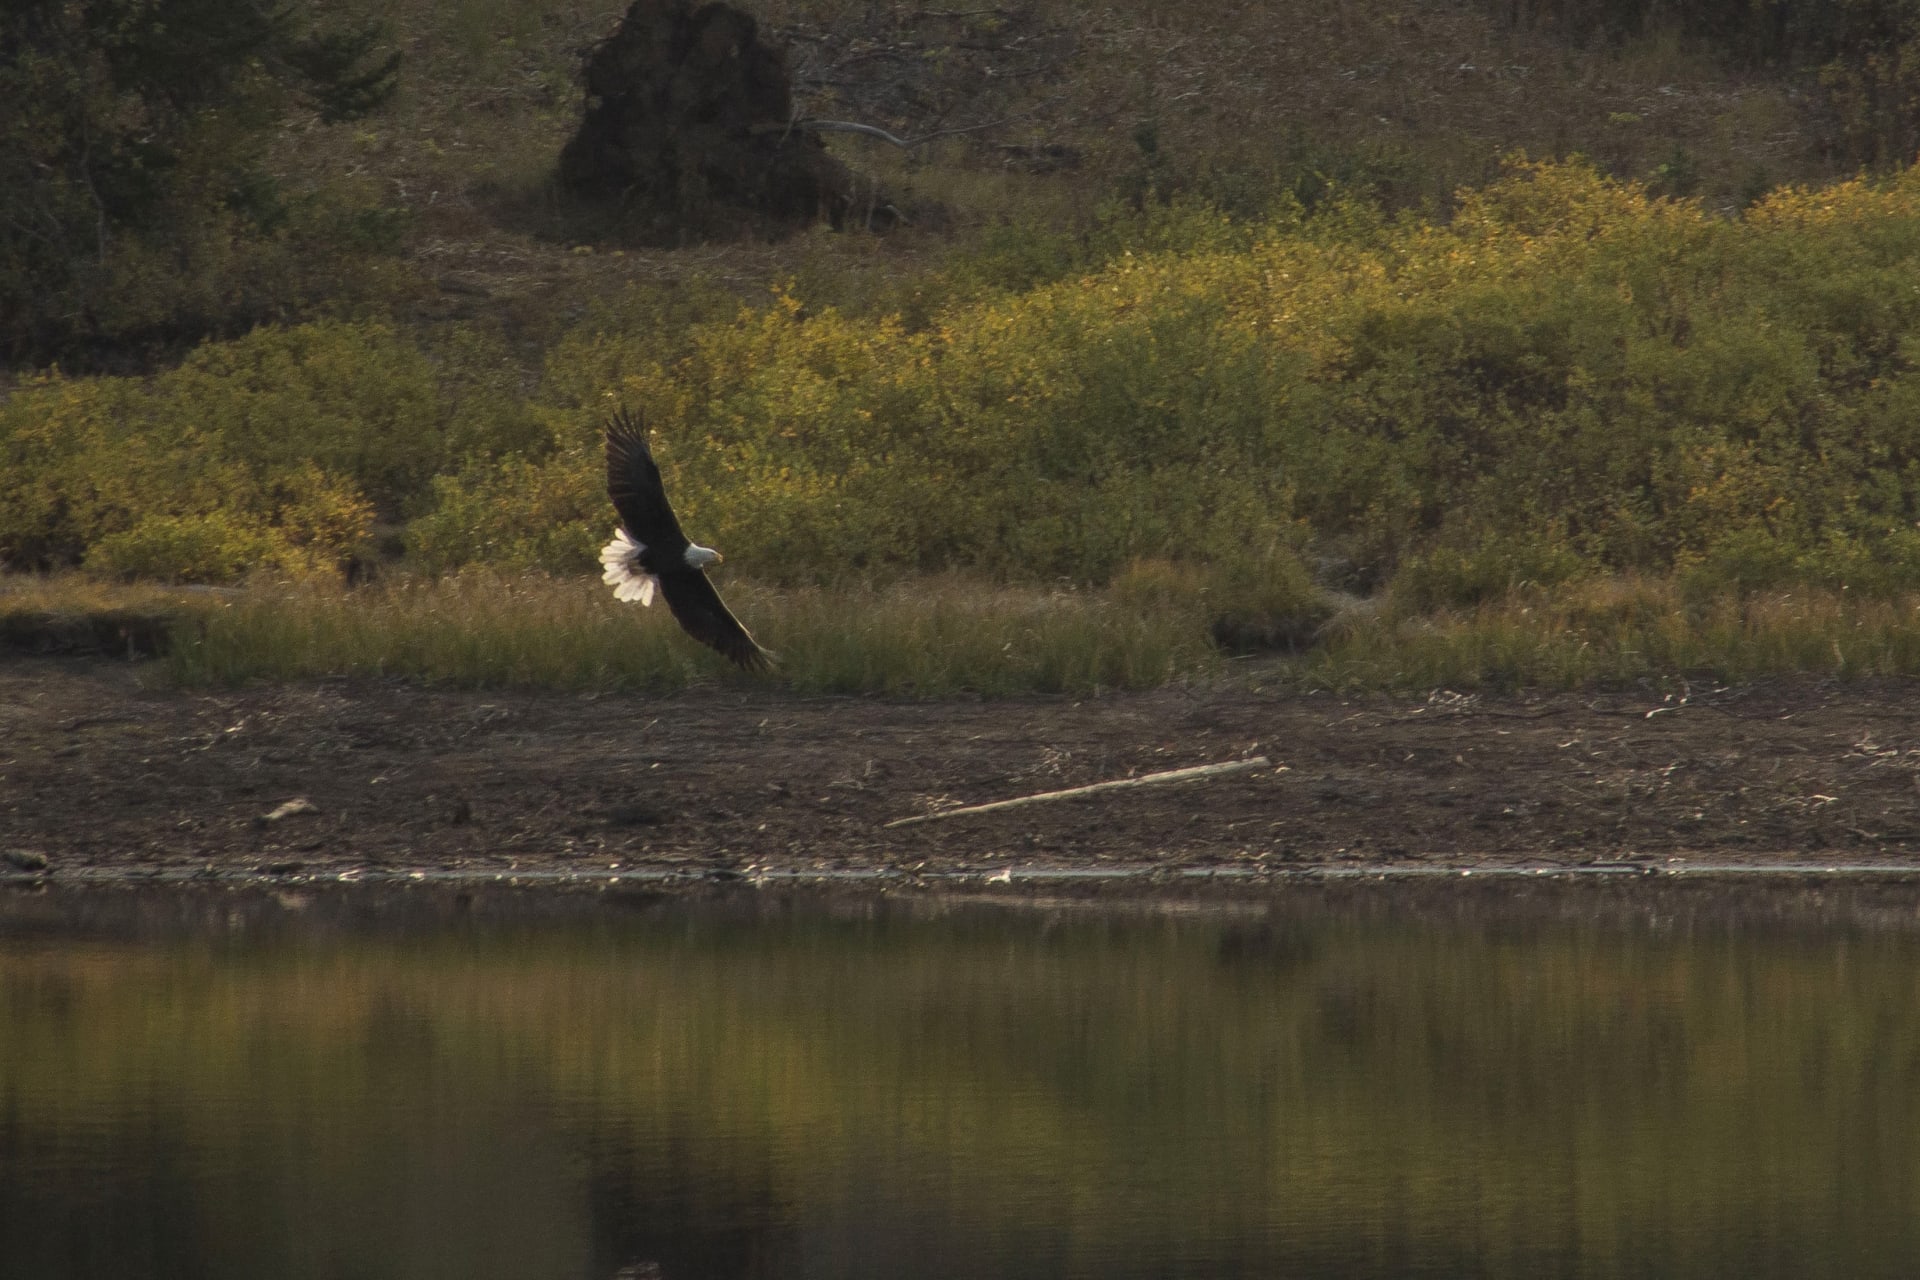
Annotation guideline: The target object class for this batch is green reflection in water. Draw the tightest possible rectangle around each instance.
[1,884,1918,1279]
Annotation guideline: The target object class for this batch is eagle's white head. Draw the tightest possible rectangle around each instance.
[683,543,722,568]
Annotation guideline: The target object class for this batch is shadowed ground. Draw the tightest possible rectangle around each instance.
[7,658,1920,877]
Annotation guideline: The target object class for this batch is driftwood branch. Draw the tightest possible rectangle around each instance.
[884,756,1276,829]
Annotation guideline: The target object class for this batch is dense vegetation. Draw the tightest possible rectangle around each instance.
[13,0,1920,690]
[16,160,1920,604]
[0,0,400,361]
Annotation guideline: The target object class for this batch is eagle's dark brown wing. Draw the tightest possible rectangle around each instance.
[658,569,773,670]
[604,408,691,558]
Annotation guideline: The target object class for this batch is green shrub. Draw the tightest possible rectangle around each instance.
[84,513,283,584]
[0,319,534,579]
[55,473,372,584]
[154,319,542,518]
[1200,547,1334,651]
[1391,534,1588,613]
[407,451,604,575]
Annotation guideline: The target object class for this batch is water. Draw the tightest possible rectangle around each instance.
[2,880,1918,1279]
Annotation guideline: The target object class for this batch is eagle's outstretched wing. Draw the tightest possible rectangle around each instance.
[658,568,773,670]
[602,409,773,670]
[604,407,690,559]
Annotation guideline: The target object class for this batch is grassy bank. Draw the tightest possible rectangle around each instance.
[12,573,1920,697]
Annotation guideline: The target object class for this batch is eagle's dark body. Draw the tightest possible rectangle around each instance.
[602,409,772,669]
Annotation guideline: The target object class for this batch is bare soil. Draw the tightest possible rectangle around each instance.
[7,658,1920,881]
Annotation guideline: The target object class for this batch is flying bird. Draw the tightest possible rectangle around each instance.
[601,409,773,669]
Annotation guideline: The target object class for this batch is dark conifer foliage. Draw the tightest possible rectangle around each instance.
[0,0,400,362]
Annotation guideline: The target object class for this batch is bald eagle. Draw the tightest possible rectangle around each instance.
[600,409,773,669]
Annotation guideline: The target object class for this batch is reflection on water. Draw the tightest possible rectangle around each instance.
[2,881,1919,1279]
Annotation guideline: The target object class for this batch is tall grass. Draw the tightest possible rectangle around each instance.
[23,571,1920,695]
[1300,578,1920,692]
[160,572,1219,695]
[763,578,1217,694]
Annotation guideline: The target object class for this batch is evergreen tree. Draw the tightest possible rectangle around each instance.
[0,0,399,362]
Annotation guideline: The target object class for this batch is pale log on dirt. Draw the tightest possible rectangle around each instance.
[885,756,1277,828]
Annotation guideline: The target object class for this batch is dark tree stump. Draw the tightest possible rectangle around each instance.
[558,0,879,238]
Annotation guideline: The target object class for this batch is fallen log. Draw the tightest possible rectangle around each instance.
[884,756,1276,828]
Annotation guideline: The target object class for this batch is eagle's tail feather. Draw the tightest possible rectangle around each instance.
[600,530,657,607]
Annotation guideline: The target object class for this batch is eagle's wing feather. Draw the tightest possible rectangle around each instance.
[604,408,690,557]
[658,570,772,669]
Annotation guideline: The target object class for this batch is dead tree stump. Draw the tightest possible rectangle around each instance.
[558,0,880,238]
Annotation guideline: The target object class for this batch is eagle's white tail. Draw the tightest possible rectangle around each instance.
[600,530,657,606]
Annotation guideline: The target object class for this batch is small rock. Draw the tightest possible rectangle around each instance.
[256,797,320,826]
[607,803,665,827]
[2,848,49,872]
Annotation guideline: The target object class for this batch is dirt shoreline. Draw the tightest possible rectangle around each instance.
[8,657,1920,883]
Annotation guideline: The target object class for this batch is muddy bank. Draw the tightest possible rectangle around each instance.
[7,658,1920,881]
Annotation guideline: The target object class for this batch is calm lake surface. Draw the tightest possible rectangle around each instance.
[2,879,1918,1279]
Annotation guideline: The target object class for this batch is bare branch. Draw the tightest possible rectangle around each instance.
[885,757,1278,828]
[751,116,1015,149]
